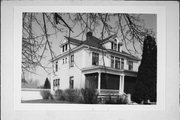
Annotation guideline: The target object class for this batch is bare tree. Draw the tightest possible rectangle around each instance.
[22,13,155,74]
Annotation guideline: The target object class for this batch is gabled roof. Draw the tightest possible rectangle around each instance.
[83,36,103,48]
[63,33,140,61]
[64,36,83,46]
[64,34,116,48]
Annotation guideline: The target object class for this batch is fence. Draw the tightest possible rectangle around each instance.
[21,88,50,101]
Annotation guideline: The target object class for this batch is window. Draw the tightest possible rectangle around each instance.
[65,44,68,51]
[53,79,60,87]
[70,54,74,67]
[111,56,114,68]
[118,43,121,52]
[92,52,99,65]
[121,58,124,69]
[128,61,133,70]
[115,57,120,69]
[63,58,64,64]
[55,61,58,72]
[111,39,117,51]
[111,56,124,70]
[62,44,68,52]
[65,57,67,63]
[69,76,74,89]
[62,46,64,52]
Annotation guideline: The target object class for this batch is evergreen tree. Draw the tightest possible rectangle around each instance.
[132,35,157,103]
[44,77,51,89]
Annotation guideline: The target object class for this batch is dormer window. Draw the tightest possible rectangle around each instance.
[111,41,117,51]
[62,44,68,52]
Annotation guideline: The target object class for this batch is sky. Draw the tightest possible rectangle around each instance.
[23,13,157,86]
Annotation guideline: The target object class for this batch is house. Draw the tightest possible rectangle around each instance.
[50,32,140,96]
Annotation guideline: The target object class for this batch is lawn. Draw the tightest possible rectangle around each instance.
[21,99,73,104]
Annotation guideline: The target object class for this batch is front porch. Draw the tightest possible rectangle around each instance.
[84,72,124,96]
[82,66,137,96]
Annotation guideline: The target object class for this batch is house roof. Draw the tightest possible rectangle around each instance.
[83,36,103,48]
[64,33,116,49]
[64,36,83,46]
[59,33,140,61]
[121,51,140,61]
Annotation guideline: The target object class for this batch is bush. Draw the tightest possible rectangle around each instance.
[40,90,51,100]
[63,89,83,103]
[54,89,65,101]
[105,94,130,104]
[81,88,98,104]
[105,95,115,104]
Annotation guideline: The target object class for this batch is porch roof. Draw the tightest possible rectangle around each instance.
[82,66,138,77]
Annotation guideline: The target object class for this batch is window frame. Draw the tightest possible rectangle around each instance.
[92,52,99,66]
[120,58,124,69]
[128,60,133,71]
[115,57,120,69]
[55,61,58,72]
[69,76,74,89]
[111,56,115,68]
[70,54,74,67]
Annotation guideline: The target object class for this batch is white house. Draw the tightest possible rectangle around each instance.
[50,32,140,96]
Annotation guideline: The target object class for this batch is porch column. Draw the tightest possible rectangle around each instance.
[121,75,125,93]
[119,74,125,94]
[98,72,101,93]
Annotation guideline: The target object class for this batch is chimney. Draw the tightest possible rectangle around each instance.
[86,32,92,40]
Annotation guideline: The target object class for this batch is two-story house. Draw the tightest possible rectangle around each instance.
[50,32,140,96]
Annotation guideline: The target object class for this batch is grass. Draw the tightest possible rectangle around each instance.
[21,99,73,104]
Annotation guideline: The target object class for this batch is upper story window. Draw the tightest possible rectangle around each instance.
[63,58,64,64]
[115,57,120,69]
[118,43,121,52]
[111,56,115,68]
[111,41,117,51]
[128,61,133,71]
[70,54,74,67]
[92,52,99,66]
[62,44,68,52]
[121,58,124,69]
[69,76,74,89]
[111,56,124,69]
[62,57,68,64]
[55,61,58,72]
[65,57,67,63]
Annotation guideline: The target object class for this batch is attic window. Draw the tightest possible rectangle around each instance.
[62,44,68,52]
[111,41,117,51]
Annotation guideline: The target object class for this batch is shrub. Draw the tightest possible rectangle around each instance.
[40,90,51,100]
[105,95,115,104]
[54,89,65,101]
[81,88,98,104]
[116,94,130,104]
[63,89,83,103]
[104,94,130,104]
